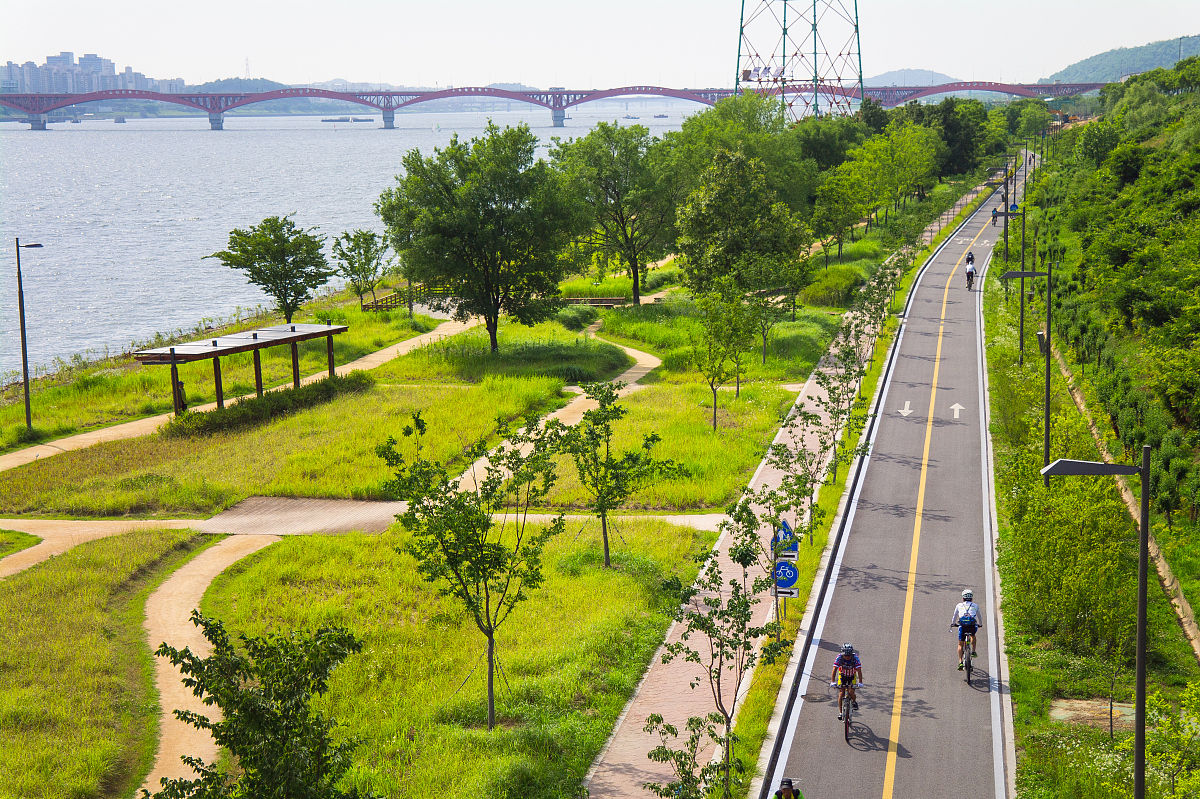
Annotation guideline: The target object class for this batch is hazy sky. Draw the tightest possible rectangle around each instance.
[2,1,1197,88]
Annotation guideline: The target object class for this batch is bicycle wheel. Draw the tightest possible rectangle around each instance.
[964,649,973,686]
[844,700,852,742]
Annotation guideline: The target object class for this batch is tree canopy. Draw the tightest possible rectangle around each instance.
[376,122,577,352]
[207,215,333,323]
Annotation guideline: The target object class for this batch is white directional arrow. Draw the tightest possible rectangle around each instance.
[982,239,992,246]
[950,403,965,419]
[898,401,914,417]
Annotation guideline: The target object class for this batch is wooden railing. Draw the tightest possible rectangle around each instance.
[363,285,452,311]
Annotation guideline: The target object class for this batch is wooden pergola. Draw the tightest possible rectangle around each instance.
[134,322,349,414]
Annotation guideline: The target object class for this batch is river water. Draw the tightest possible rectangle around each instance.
[0,105,692,378]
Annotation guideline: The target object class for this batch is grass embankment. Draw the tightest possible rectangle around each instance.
[984,274,1200,796]
[199,518,715,797]
[546,383,794,512]
[0,529,218,799]
[0,302,436,454]
[0,529,40,559]
[370,320,632,385]
[0,376,565,518]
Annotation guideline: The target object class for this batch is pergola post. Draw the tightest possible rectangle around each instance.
[169,348,182,415]
[213,356,224,409]
[326,320,335,378]
[252,335,263,397]
[291,341,300,388]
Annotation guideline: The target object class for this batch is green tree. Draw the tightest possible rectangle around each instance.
[676,149,806,294]
[562,381,684,568]
[144,611,367,799]
[813,161,866,262]
[643,713,724,799]
[377,412,565,730]
[692,279,753,429]
[207,215,333,323]
[376,122,576,353]
[551,122,672,304]
[331,229,389,309]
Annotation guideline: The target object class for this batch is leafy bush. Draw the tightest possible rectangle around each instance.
[162,371,375,438]
[644,265,682,292]
[555,305,599,331]
[799,265,865,307]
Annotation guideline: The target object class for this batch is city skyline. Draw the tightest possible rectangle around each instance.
[1,1,1198,91]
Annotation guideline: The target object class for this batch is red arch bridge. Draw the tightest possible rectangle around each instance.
[0,81,1104,130]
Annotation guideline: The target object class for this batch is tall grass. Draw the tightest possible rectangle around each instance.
[370,321,631,385]
[558,264,681,299]
[199,518,716,797]
[0,305,436,454]
[0,529,216,799]
[0,376,566,517]
[547,383,794,511]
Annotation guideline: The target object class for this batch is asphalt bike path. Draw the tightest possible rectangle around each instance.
[770,178,1024,798]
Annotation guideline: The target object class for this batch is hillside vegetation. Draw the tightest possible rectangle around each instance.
[1044,34,1200,83]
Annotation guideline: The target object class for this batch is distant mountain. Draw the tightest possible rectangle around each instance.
[184,77,289,93]
[1042,34,1200,83]
[866,69,958,86]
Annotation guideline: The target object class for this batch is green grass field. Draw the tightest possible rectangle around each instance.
[0,529,216,799]
[0,305,436,454]
[547,383,795,511]
[199,518,716,797]
[369,320,632,385]
[0,377,566,518]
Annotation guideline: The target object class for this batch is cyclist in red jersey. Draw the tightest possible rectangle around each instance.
[830,642,863,721]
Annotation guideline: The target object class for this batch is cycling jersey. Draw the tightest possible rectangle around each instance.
[833,652,862,686]
[952,601,981,640]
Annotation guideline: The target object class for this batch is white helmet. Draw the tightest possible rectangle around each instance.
[962,589,973,601]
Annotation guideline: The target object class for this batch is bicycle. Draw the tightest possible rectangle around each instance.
[952,623,976,685]
[966,270,975,291]
[830,679,862,741]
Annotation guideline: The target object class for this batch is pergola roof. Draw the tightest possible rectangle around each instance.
[134,323,348,364]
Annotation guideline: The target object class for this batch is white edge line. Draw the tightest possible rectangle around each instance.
[768,321,905,784]
[976,252,1008,799]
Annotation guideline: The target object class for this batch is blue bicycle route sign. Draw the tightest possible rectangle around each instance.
[773,560,800,598]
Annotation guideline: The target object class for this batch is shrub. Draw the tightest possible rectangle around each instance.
[162,371,375,438]
[644,265,682,293]
[555,305,599,331]
[799,265,865,307]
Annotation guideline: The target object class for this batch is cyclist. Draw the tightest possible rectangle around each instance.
[951,589,981,669]
[774,777,802,799]
[830,642,863,720]
[965,253,977,290]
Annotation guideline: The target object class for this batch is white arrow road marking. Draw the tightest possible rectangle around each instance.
[898,400,914,417]
[950,403,965,419]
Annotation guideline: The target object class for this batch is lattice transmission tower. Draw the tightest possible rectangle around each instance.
[735,0,863,120]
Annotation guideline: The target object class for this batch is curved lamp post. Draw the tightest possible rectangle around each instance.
[15,238,43,430]
[1041,447,1151,799]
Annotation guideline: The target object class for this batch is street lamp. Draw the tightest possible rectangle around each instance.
[15,238,43,431]
[1042,446,1151,799]
[1001,266,1051,480]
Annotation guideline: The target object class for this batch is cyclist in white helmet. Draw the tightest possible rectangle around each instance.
[951,589,981,669]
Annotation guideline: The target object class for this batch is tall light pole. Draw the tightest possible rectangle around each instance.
[15,238,43,431]
[1042,446,1151,799]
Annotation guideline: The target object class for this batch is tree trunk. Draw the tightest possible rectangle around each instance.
[711,385,718,431]
[762,332,768,365]
[630,254,642,305]
[487,314,500,353]
[487,632,496,731]
[601,512,611,568]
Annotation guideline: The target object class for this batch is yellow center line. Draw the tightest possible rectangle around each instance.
[881,224,990,798]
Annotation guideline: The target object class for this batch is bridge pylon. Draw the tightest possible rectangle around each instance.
[735,0,864,120]
[208,112,224,131]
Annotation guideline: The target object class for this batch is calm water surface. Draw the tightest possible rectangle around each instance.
[0,106,693,377]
